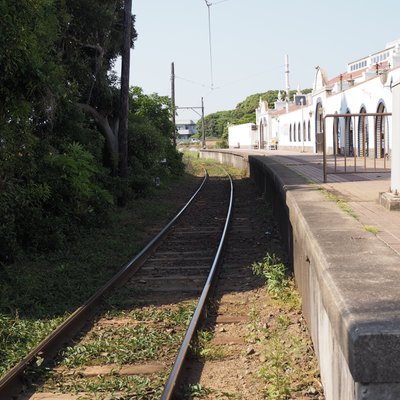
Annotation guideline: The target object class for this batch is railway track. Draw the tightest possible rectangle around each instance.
[0,170,233,399]
[2,167,323,399]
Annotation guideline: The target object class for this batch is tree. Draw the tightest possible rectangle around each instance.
[0,0,184,263]
[197,89,313,138]
[118,0,133,205]
[196,110,234,138]
[127,87,182,194]
[60,0,137,175]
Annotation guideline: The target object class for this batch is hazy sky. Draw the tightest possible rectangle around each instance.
[117,0,400,121]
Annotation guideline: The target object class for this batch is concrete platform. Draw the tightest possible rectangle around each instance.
[200,149,400,400]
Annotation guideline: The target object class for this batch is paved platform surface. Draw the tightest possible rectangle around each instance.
[228,149,400,257]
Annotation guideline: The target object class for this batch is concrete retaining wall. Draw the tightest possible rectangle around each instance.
[199,150,249,175]
[200,150,400,400]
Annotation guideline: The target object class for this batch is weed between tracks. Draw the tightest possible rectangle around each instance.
[45,373,169,399]
[61,324,181,367]
[57,303,197,368]
[189,330,226,361]
[0,172,203,379]
[251,254,323,400]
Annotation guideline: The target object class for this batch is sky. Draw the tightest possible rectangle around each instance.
[116,0,400,121]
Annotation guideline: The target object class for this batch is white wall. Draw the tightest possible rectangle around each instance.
[228,123,258,149]
[257,68,400,154]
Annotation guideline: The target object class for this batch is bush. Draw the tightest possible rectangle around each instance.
[0,142,113,264]
[252,253,288,295]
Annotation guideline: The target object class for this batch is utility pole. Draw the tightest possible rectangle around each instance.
[118,0,132,206]
[171,62,176,146]
[175,100,205,147]
[201,97,206,148]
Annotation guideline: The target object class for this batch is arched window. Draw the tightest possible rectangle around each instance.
[289,124,292,141]
[293,124,296,142]
[308,120,311,141]
[298,122,301,142]
[303,121,306,142]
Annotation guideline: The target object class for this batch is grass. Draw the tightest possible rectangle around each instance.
[43,373,168,399]
[363,225,380,235]
[189,329,225,361]
[182,151,247,179]
[60,324,183,367]
[251,254,287,296]
[251,253,321,399]
[103,302,197,326]
[316,186,358,220]
[181,383,240,399]
[56,303,197,369]
[0,314,65,377]
[182,383,214,399]
[0,173,201,379]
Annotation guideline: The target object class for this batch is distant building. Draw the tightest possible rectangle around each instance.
[176,120,197,141]
[229,38,400,157]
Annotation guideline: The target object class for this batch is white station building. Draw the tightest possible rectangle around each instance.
[229,38,400,162]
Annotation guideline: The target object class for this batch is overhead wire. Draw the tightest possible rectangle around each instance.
[176,64,284,95]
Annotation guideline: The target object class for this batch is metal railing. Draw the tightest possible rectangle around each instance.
[322,112,392,182]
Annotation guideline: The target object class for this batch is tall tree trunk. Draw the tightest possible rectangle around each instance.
[77,103,119,174]
[118,0,132,206]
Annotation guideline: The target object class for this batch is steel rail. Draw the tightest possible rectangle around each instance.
[0,172,209,399]
[161,169,234,400]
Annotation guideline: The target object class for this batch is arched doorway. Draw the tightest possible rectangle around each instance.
[259,117,267,149]
[358,107,369,157]
[315,103,323,152]
[375,102,388,158]
[345,110,354,156]
[333,113,340,155]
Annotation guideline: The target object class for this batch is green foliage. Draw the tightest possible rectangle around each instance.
[0,141,113,262]
[0,313,64,378]
[0,0,61,117]
[196,110,234,138]
[0,1,183,263]
[127,87,184,195]
[183,383,214,398]
[252,254,287,295]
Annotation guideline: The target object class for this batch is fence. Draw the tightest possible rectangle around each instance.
[322,112,392,182]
